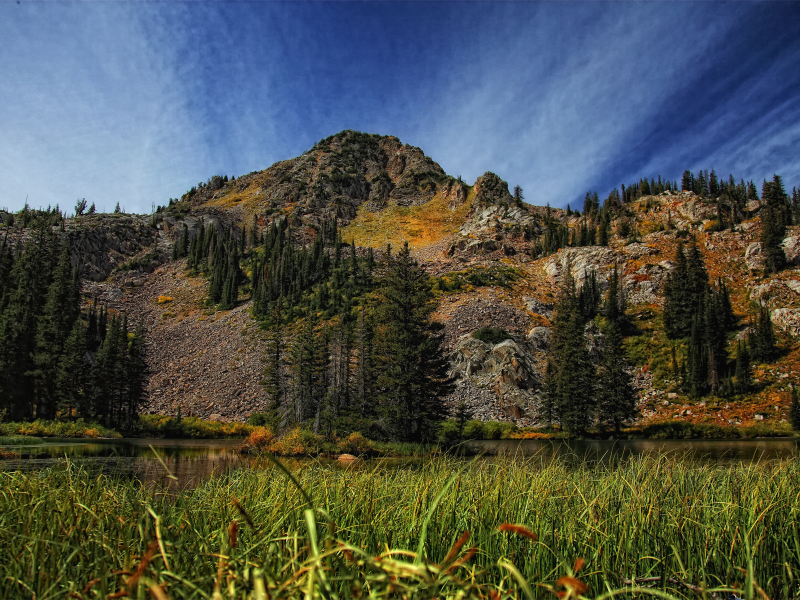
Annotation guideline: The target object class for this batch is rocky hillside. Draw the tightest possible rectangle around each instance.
[5,132,799,429]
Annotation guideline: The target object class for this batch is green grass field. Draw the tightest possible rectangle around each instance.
[1,454,798,599]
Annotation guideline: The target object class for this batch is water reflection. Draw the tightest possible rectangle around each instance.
[0,438,418,490]
[1,437,799,490]
[467,438,800,464]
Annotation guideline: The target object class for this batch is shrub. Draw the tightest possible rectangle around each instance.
[741,421,793,438]
[472,327,512,345]
[158,296,173,304]
[462,420,485,440]
[247,413,267,427]
[640,421,740,440]
[482,421,517,440]
[0,419,121,439]
[246,427,274,449]
[268,428,324,456]
[136,415,252,438]
[437,420,460,443]
[337,432,373,455]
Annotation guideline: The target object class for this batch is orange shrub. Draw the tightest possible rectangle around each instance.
[247,427,274,449]
[337,432,373,455]
[158,295,173,304]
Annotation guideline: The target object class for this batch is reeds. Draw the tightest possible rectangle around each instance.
[0,454,798,599]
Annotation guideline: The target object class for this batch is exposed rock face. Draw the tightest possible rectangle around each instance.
[472,172,514,207]
[624,261,671,306]
[544,247,620,289]
[447,335,541,421]
[459,203,540,239]
[782,236,800,265]
[745,242,763,271]
[771,308,800,337]
[526,326,550,351]
[4,214,167,282]
[184,131,455,228]
[524,297,553,319]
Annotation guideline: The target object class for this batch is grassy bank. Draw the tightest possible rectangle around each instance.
[243,428,442,457]
[0,419,121,439]
[0,414,794,444]
[1,455,798,599]
[0,435,45,445]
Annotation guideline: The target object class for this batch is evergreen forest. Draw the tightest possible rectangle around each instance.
[176,216,450,442]
[0,221,147,428]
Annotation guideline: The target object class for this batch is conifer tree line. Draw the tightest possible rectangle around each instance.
[662,241,775,398]
[540,261,637,435]
[0,226,146,427]
[177,214,447,441]
[531,169,797,261]
[621,176,678,203]
[259,241,449,441]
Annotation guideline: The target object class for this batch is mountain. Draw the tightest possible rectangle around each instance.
[3,130,799,431]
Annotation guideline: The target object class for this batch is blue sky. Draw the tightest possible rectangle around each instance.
[1,1,799,215]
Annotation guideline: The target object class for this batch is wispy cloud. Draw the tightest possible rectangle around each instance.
[1,1,797,214]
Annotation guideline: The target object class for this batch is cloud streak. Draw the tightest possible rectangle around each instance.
[1,1,798,214]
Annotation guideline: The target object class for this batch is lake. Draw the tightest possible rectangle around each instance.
[1,436,798,489]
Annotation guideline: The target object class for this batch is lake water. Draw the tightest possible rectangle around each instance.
[1,437,798,489]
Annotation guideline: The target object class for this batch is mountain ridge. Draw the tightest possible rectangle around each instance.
[3,130,799,431]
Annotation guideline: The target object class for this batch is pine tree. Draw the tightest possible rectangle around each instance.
[261,307,284,428]
[288,314,318,427]
[734,340,751,393]
[32,244,79,418]
[549,260,595,434]
[513,185,524,207]
[604,263,625,325]
[123,323,147,428]
[750,305,776,363]
[539,359,558,427]
[55,320,90,417]
[596,322,637,433]
[373,242,451,441]
[790,388,800,431]
[663,242,691,338]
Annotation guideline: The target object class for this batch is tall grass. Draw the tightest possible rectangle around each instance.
[0,455,798,599]
[0,419,120,438]
[0,435,45,446]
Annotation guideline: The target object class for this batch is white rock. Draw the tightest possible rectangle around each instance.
[785,279,800,295]
[771,308,800,337]
[745,242,762,271]
[782,236,800,265]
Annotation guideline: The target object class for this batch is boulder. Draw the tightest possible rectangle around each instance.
[771,308,800,338]
[745,242,762,271]
[782,236,800,265]
[523,296,553,318]
[447,335,541,420]
[544,247,621,289]
[785,279,800,295]
[527,327,550,350]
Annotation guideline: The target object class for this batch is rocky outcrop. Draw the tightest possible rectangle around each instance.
[184,131,455,228]
[4,214,169,282]
[782,236,800,265]
[458,203,540,239]
[771,308,800,337]
[447,335,541,421]
[745,242,763,271]
[544,247,620,289]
